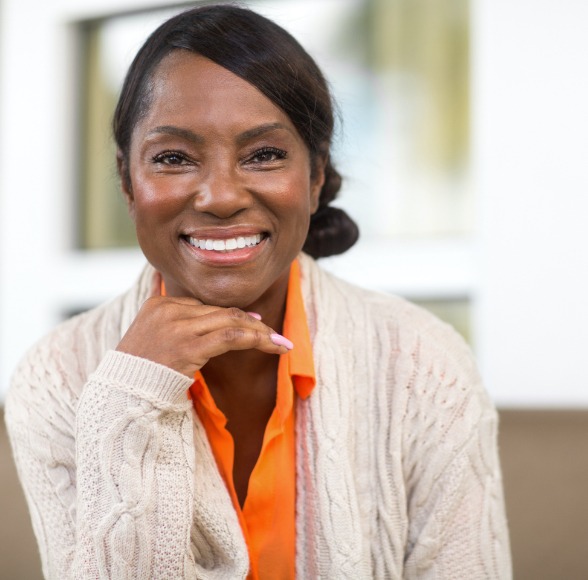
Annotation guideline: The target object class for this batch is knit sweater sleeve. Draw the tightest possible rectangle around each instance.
[398,313,511,579]
[5,328,198,579]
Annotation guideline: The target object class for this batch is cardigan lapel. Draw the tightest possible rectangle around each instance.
[295,254,372,579]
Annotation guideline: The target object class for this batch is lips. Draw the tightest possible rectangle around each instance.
[187,233,263,252]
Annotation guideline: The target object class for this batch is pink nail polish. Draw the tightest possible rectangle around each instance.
[270,333,294,350]
[247,312,262,320]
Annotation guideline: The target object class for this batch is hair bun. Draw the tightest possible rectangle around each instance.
[303,206,359,259]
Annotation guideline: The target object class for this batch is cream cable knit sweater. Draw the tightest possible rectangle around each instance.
[6,254,511,579]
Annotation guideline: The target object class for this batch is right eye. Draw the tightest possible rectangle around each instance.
[151,151,190,166]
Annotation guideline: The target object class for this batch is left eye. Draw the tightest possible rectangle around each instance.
[152,151,190,165]
[247,147,287,164]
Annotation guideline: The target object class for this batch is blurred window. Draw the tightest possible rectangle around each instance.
[79,0,470,248]
[77,0,471,336]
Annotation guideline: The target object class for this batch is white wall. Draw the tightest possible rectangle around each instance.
[472,0,588,405]
[1,0,587,406]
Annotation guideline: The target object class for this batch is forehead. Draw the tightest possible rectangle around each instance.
[137,50,295,135]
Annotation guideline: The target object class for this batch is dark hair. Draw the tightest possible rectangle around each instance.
[113,4,359,258]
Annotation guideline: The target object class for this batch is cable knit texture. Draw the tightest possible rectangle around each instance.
[5,254,511,579]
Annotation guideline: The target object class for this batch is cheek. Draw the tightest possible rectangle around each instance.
[256,171,315,216]
[132,179,188,227]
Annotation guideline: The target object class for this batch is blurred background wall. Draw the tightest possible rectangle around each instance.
[0,0,587,578]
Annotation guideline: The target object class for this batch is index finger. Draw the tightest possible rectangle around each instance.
[148,273,207,308]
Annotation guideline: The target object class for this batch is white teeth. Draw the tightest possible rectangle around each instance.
[187,234,264,252]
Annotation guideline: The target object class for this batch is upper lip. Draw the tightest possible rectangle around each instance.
[181,227,267,239]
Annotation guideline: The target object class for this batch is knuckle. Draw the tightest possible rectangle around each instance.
[140,298,161,320]
[171,322,186,340]
[151,302,170,323]
[143,297,159,311]
[223,327,245,343]
[226,307,245,320]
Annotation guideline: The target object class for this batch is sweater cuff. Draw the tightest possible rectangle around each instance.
[92,350,193,404]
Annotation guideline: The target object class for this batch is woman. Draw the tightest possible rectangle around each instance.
[6,5,511,579]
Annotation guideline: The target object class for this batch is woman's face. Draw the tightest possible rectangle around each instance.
[124,51,324,309]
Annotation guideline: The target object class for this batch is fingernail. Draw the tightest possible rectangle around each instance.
[270,333,294,350]
[247,312,262,320]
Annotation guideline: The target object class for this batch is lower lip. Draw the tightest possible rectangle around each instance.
[181,236,267,266]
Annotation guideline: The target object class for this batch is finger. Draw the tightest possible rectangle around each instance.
[182,307,273,337]
[139,298,262,333]
[268,333,294,349]
[143,295,211,312]
[191,326,292,366]
[160,295,212,311]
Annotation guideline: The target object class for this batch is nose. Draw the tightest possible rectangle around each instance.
[192,164,252,219]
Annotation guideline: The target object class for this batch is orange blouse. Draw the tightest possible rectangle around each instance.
[189,260,315,579]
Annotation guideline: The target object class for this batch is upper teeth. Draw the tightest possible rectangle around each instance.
[188,234,262,251]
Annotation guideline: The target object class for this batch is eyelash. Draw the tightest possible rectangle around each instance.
[150,146,287,167]
[246,147,287,164]
[151,151,189,165]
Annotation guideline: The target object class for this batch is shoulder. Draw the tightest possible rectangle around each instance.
[300,253,494,432]
[5,265,154,419]
[300,253,476,375]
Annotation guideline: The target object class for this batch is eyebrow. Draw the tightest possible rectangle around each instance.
[235,122,294,145]
[147,126,204,144]
[146,122,294,145]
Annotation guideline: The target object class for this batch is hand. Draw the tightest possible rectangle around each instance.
[115,272,292,377]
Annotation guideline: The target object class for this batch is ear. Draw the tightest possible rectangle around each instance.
[117,150,135,221]
[310,153,327,215]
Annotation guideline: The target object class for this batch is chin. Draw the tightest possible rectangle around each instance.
[162,263,289,310]
[189,283,263,310]
[201,294,250,309]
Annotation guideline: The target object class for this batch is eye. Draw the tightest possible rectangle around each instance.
[151,151,191,166]
[245,147,287,165]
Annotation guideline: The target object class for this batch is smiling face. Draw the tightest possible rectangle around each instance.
[123,51,324,310]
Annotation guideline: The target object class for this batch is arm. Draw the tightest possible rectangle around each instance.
[6,291,288,579]
[401,327,511,579]
[6,344,194,579]
[74,351,195,578]
[403,404,511,579]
